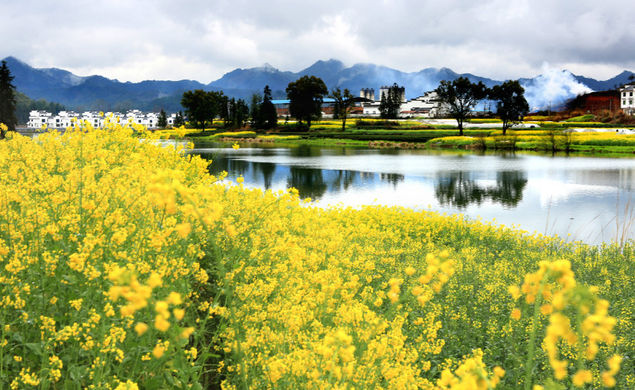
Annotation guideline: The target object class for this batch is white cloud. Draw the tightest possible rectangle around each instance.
[0,0,633,82]
[523,64,593,110]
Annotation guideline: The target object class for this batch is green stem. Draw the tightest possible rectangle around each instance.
[574,309,586,390]
[524,278,546,390]
[0,316,5,389]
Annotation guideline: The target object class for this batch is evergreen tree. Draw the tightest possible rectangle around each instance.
[157,109,168,128]
[250,93,263,128]
[0,60,17,138]
[261,85,278,129]
[226,98,249,128]
[379,84,402,119]
[173,111,185,127]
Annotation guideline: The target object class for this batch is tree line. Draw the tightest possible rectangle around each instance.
[178,75,530,134]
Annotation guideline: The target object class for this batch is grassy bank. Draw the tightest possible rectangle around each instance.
[159,118,635,155]
[3,124,631,388]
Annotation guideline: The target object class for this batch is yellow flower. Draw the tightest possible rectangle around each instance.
[167,292,182,305]
[511,308,521,320]
[601,372,616,387]
[175,223,191,238]
[180,327,195,339]
[152,344,165,358]
[508,285,521,300]
[147,272,162,288]
[115,380,139,390]
[232,143,240,150]
[173,308,185,321]
[134,322,148,336]
[154,315,170,332]
[572,369,592,387]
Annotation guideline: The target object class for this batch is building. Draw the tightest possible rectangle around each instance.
[620,84,635,115]
[271,98,336,117]
[566,90,620,114]
[379,85,406,103]
[360,87,446,118]
[360,88,375,101]
[399,91,446,118]
[27,110,173,129]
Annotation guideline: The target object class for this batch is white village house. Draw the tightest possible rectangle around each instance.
[620,84,635,115]
[27,110,178,129]
[360,87,447,118]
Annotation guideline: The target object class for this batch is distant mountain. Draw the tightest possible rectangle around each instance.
[3,56,208,112]
[3,56,633,112]
[573,70,635,92]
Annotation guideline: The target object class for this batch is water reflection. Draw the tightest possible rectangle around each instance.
[191,143,635,244]
[435,171,528,209]
[205,149,407,199]
[288,167,328,199]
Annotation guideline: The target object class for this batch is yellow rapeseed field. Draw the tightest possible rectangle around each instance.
[0,121,631,389]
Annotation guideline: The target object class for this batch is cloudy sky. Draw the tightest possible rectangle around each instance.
[1,0,633,83]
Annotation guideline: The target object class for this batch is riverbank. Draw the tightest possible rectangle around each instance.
[1,126,631,388]
[158,118,635,155]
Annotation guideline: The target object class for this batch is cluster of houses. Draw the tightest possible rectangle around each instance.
[28,89,447,129]
[272,87,447,118]
[358,88,445,117]
[27,110,179,129]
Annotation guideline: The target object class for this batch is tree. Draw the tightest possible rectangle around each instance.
[0,60,17,138]
[173,111,185,127]
[250,93,263,128]
[157,109,168,128]
[225,98,249,128]
[329,87,355,131]
[286,76,328,129]
[218,93,230,127]
[181,89,215,131]
[261,85,278,129]
[489,80,529,135]
[181,90,225,131]
[435,77,488,135]
[379,83,403,119]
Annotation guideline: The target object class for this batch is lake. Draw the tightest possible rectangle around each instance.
[190,144,635,245]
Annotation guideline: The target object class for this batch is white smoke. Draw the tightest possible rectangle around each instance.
[521,64,593,111]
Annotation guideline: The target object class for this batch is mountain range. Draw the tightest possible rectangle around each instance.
[3,56,634,113]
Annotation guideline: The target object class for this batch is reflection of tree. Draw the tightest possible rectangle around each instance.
[227,159,249,177]
[435,171,527,209]
[488,171,527,207]
[287,167,327,199]
[254,162,276,190]
[192,152,228,176]
[435,172,487,208]
[380,173,404,188]
[333,170,357,191]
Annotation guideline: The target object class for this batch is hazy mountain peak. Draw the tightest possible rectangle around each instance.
[300,59,345,75]
[259,63,278,72]
[2,56,29,66]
